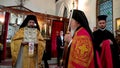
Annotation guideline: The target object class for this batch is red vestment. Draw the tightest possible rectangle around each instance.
[68,27,95,68]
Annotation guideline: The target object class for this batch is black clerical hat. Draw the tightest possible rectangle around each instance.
[20,15,40,30]
[72,9,82,23]
[97,15,107,21]
[72,9,89,26]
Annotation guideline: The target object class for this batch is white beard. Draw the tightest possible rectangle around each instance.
[70,29,76,37]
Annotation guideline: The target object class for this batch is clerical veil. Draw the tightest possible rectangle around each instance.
[20,15,40,31]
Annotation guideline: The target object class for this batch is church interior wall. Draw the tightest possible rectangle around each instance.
[0,0,56,15]
[56,0,97,31]
[113,0,120,35]
[78,0,96,32]
[56,0,73,18]
[56,2,64,17]
[55,0,63,16]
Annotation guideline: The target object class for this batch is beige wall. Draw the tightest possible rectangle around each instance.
[0,0,56,15]
[56,0,74,17]
[113,0,120,34]
[56,0,96,31]
[78,0,96,31]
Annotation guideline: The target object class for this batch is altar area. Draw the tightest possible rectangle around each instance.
[0,6,69,61]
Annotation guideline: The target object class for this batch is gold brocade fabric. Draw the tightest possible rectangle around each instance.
[68,27,94,68]
[10,28,45,68]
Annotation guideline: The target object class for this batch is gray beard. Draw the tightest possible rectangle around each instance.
[71,29,76,37]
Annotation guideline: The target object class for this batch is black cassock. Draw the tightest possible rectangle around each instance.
[93,29,120,68]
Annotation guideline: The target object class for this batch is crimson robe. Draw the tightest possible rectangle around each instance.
[67,27,95,68]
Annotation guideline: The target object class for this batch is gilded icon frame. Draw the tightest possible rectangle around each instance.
[116,18,120,31]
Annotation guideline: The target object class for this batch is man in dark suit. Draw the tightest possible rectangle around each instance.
[56,31,64,67]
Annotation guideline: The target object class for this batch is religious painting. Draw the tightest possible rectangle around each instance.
[7,13,26,41]
[0,11,5,35]
[116,18,120,30]
[41,19,52,39]
[116,18,120,34]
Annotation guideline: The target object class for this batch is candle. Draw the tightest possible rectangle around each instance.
[44,24,47,34]
[49,25,51,36]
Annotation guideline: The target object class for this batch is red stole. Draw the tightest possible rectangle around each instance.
[100,40,113,68]
[68,27,95,68]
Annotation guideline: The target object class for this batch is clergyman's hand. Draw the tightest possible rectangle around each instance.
[64,33,72,43]
[21,42,28,46]
[100,39,113,47]
[108,39,113,45]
